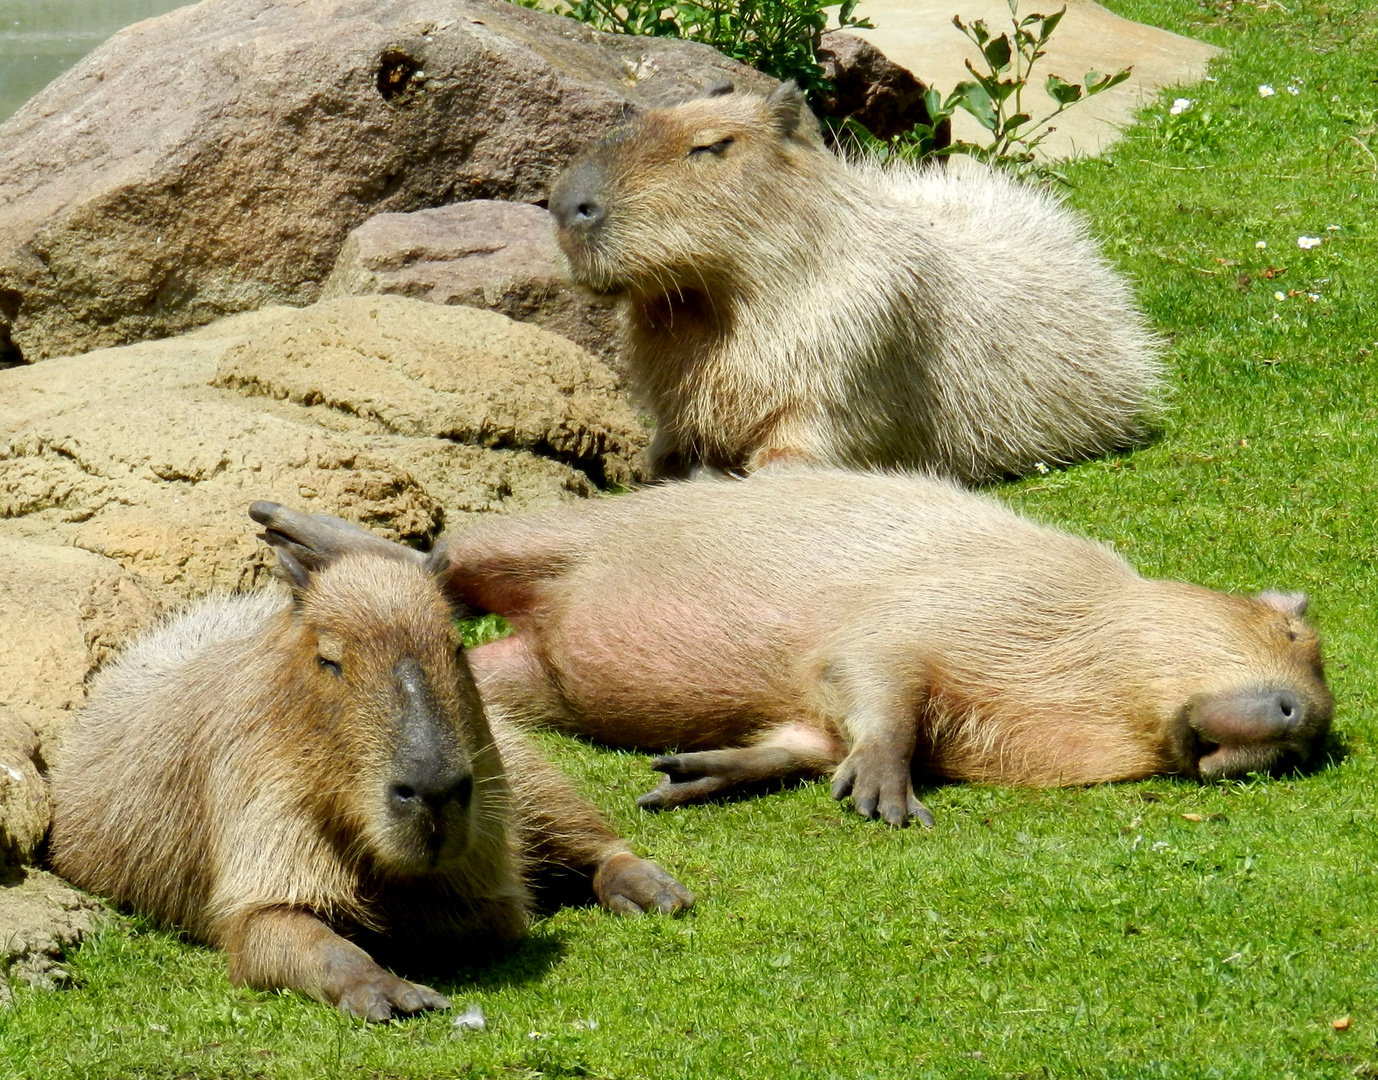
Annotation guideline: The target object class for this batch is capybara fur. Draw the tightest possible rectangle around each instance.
[49,534,692,1022]
[549,81,1163,482]
[252,470,1332,830]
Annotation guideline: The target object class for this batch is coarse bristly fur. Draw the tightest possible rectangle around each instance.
[49,543,692,1022]
[251,473,1333,831]
[549,81,1164,482]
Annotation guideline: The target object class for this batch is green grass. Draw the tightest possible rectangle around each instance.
[4,1,1378,1076]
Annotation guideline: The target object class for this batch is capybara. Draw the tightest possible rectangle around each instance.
[548,80,1163,482]
[251,470,1332,830]
[49,533,692,1022]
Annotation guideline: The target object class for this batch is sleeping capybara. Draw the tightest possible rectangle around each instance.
[251,472,1332,829]
[49,531,691,1022]
[548,80,1163,482]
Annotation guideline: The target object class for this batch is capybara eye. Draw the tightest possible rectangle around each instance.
[688,137,734,157]
[318,655,342,677]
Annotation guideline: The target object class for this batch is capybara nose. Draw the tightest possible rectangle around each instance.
[390,769,473,816]
[550,189,605,232]
[550,162,608,233]
[1273,689,1301,727]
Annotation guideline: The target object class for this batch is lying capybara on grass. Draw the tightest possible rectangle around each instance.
[548,81,1163,482]
[49,533,691,1022]
[252,471,1332,830]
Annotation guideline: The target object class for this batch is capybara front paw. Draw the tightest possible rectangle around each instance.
[592,851,695,915]
[336,973,451,1022]
[830,750,933,828]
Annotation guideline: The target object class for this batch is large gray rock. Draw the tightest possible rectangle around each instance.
[0,0,775,364]
[322,200,622,368]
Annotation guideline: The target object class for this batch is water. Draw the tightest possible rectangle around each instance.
[0,0,189,124]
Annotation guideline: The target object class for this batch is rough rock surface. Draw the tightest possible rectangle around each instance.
[0,0,776,365]
[0,295,647,767]
[0,541,159,772]
[322,200,623,368]
[0,866,107,1005]
[815,31,950,144]
[0,715,49,866]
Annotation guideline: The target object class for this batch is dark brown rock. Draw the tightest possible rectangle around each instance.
[0,0,776,364]
[815,30,950,144]
[321,200,623,368]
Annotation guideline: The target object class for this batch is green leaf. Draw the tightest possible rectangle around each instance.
[1036,7,1066,44]
[983,33,1013,73]
[1046,74,1084,105]
[952,80,998,131]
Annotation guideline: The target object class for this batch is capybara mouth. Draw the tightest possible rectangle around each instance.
[1182,684,1328,780]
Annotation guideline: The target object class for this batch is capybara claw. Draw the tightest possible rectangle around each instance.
[593,851,695,915]
[337,975,449,1022]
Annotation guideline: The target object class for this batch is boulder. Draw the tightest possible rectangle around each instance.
[815,31,949,145]
[0,866,106,1006]
[0,0,775,364]
[0,716,49,867]
[0,539,159,764]
[321,200,623,368]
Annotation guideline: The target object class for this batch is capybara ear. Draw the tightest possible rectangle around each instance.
[1257,590,1309,618]
[273,545,313,602]
[705,78,735,98]
[765,80,806,136]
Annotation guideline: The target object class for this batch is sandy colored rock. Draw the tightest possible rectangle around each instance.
[0,0,776,364]
[322,201,623,368]
[0,538,159,759]
[849,0,1221,158]
[0,716,49,866]
[214,296,644,486]
[0,865,106,1005]
[0,295,640,604]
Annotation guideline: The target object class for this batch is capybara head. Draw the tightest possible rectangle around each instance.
[1153,587,1332,779]
[548,80,819,296]
[271,543,505,878]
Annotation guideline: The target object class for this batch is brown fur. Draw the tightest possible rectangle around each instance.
[549,83,1163,482]
[243,472,1334,829]
[49,541,691,1021]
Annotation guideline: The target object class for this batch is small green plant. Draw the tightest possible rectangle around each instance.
[836,0,1132,175]
[550,0,872,97]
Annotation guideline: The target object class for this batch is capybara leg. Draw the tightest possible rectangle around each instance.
[825,655,933,828]
[468,634,574,730]
[248,502,420,571]
[226,907,450,1022]
[488,717,695,915]
[638,723,843,809]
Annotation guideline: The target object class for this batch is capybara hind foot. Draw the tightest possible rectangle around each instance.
[641,729,844,810]
[593,852,695,916]
[830,748,934,829]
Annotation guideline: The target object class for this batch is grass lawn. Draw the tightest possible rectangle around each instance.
[3,0,1376,1076]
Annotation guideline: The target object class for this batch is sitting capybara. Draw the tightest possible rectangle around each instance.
[548,80,1162,482]
[49,531,692,1022]
[251,470,1332,829]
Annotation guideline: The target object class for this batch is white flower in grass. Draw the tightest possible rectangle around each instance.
[1308,293,1321,302]
[1272,312,1282,321]
[1286,84,1301,95]
[1256,240,1267,249]
[1274,291,1286,302]
[1258,84,1275,97]
[1170,98,1194,115]
[1298,235,1322,249]
[1327,224,1341,231]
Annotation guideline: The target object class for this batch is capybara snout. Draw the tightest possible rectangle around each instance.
[1183,682,1333,781]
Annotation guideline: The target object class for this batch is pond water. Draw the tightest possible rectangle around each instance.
[0,0,189,124]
